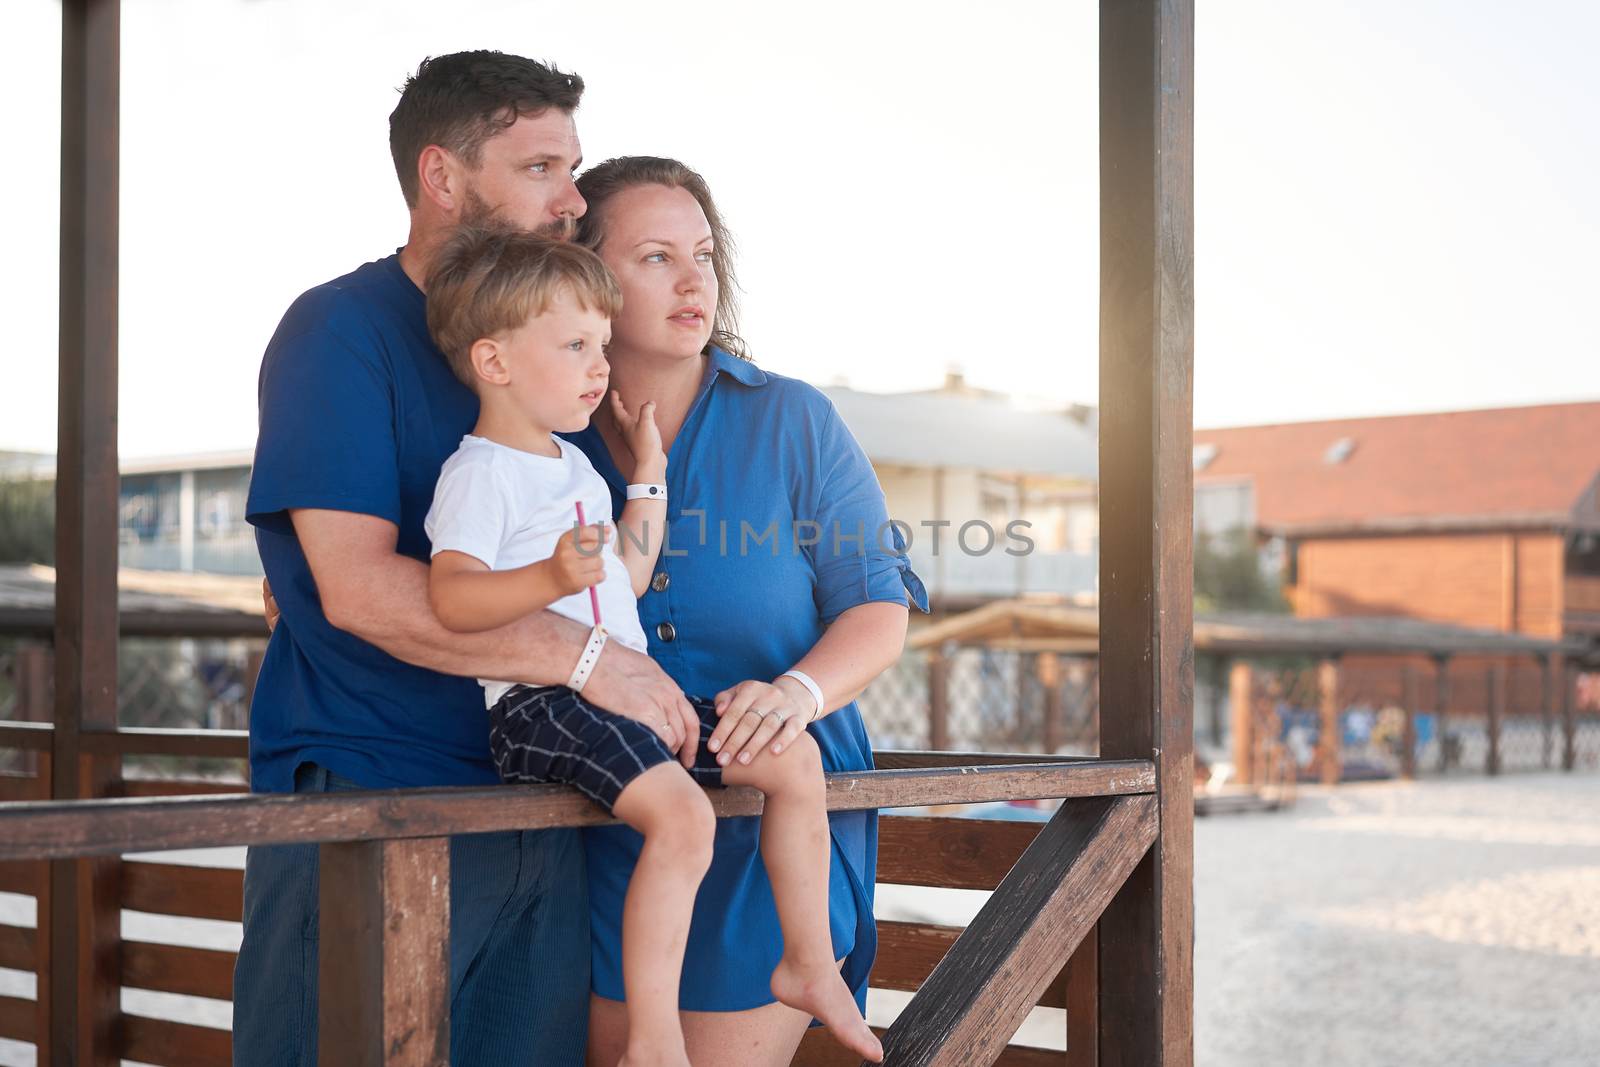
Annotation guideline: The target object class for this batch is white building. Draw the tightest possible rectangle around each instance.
[4,371,1104,604]
[824,370,1099,608]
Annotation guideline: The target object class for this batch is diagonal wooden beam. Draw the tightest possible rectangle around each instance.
[875,793,1158,1065]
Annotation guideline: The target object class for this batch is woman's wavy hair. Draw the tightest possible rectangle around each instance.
[575,157,749,359]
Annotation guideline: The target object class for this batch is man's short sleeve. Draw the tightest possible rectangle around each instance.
[246,313,401,536]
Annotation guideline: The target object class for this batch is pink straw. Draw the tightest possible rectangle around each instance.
[574,501,603,627]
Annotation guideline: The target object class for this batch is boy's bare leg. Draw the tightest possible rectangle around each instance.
[608,763,716,1067]
[722,733,884,1063]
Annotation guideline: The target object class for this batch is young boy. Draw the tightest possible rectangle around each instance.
[421,228,882,1066]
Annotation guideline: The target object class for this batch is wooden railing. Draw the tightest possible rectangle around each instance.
[0,724,1157,1066]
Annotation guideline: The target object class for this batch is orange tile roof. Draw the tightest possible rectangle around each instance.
[1194,401,1600,533]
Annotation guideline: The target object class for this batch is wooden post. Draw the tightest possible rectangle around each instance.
[1086,662,1102,754]
[1038,652,1064,754]
[33,801,53,1067]
[319,838,451,1067]
[17,645,52,726]
[927,647,950,751]
[52,1,123,1063]
[238,643,267,748]
[1064,929,1098,1066]
[1317,659,1341,786]
[14,646,51,781]
[1096,0,1195,1062]
[1486,662,1504,776]
[1433,655,1452,773]
[244,644,266,708]
[1013,620,1026,739]
[1540,654,1556,770]
[1562,661,1577,772]
[1400,666,1418,780]
[10,645,54,1059]
[1204,657,1227,751]
[1227,662,1253,786]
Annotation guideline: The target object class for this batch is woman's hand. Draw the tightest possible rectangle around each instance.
[708,680,811,767]
[608,391,666,475]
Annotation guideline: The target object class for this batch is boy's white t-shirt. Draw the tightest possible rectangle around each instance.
[423,433,650,708]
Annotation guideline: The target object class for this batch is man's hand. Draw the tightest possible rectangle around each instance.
[263,578,280,633]
[580,641,701,768]
[286,508,596,687]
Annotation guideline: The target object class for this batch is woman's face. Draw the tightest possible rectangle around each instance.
[594,183,717,361]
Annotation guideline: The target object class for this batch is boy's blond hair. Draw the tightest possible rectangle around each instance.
[425,226,623,388]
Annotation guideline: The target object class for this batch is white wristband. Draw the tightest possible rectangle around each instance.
[779,669,825,723]
[568,625,609,693]
[626,483,667,502]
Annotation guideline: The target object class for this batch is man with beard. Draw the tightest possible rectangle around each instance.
[235,51,701,1065]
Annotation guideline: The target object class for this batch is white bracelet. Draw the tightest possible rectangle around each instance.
[568,625,609,693]
[779,669,825,723]
[626,483,667,502]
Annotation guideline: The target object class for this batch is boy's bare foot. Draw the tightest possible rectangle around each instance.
[771,957,884,1063]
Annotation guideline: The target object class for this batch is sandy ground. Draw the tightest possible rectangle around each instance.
[873,772,1600,1065]
[3,773,1598,1066]
[1190,772,1600,1067]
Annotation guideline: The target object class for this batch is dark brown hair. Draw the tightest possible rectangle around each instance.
[389,51,584,208]
[574,157,748,359]
[425,226,623,388]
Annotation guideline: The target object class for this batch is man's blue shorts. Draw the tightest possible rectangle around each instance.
[231,762,590,1065]
[489,685,725,812]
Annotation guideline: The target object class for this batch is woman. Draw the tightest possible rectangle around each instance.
[565,156,929,1066]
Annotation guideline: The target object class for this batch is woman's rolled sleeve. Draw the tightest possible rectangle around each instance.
[809,405,932,624]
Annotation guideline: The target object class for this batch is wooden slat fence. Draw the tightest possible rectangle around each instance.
[0,740,1156,1065]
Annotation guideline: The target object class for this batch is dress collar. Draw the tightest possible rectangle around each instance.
[562,347,766,491]
[706,345,768,388]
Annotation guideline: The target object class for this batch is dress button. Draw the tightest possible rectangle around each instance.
[651,571,671,593]
[656,621,677,642]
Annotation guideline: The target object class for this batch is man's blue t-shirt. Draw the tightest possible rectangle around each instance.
[245,253,491,793]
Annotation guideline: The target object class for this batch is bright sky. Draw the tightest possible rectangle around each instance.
[1,0,1595,460]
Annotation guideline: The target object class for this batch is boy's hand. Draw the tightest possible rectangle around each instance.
[608,391,667,474]
[545,523,610,595]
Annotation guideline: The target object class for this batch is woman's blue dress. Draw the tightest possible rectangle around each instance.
[561,346,930,1012]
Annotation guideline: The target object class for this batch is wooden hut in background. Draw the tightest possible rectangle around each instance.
[1194,404,1600,727]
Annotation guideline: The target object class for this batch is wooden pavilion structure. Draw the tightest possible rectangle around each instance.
[0,1,1194,1063]
[907,598,1588,790]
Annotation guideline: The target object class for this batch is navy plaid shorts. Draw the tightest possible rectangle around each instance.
[488,684,726,812]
